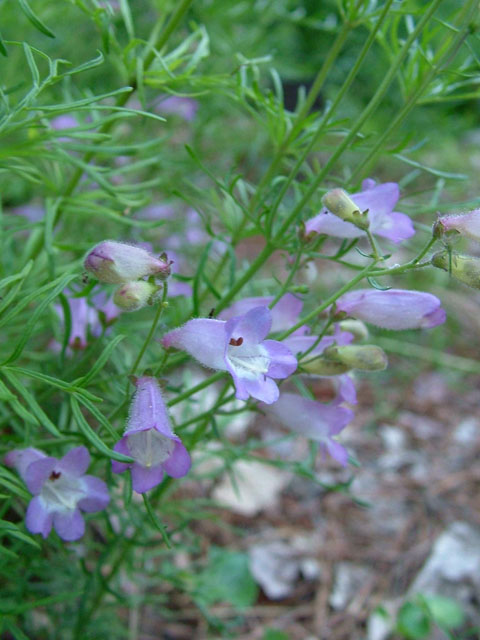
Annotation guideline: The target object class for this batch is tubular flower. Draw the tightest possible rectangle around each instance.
[162,306,298,404]
[434,209,480,243]
[334,289,446,330]
[112,377,191,493]
[305,179,415,244]
[263,392,353,466]
[84,241,171,284]
[5,447,109,541]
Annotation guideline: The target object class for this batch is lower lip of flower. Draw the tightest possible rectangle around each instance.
[41,474,87,511]
[227,343,270,380]
[127,429,175,468]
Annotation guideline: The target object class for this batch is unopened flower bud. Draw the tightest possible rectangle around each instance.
[113,281,161,311]
[301,357,351,376]
[322,189,370,231]
[84,241,171,284]
[431,250,480,289]
[433,209,480,243]
[324,344,388,371]
[337,319,369,341]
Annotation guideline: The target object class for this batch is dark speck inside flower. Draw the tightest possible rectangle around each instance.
[49,471,61,481]
[229,337,244,347]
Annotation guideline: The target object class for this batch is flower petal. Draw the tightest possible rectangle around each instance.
[243,376,279,404]
[111,438,131,473]
[374,212,415,243]
[25,496,53,538]
[225,306,272,344]
[162,319,227,370]
[351,182,399,221]
[78,476,110,513]
[305,211,363,239]
[53,509,85,541]
[24,457,57,495]
[324,439,349,466]
[131,463,164,493]
[221,294,303,334]
[4,448,46,481]
[59,446,90,477]
[163,441,191,478]
[263,340,297,378]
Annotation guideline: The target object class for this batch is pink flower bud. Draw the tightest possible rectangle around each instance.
[434,209,480,243]
[84,241,171,284]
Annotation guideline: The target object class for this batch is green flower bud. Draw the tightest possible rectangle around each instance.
[301,357,351,376]
[113,281,161,311]
[324,344,388,371]
[431,250,480,289]
[322,189,370,231]
[337,319,369,341]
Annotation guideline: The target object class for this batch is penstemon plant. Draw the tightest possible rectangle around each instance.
[1,0,480,637]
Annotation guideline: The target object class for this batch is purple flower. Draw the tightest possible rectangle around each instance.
[112,377,191,493]
[162,307,298,404]
[434,209,480,243]
[219,293,303,333]
[5,446,109,541]
[11,203,45,222]
[263,393,353,466]
[50,114,78,131]
[335,288,446,330]
[55,294,100,350]
[84,241,171,284]
[154,96,198,122]
[305,179,415,244]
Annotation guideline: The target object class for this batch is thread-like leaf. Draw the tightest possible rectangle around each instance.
[18,0,55,38]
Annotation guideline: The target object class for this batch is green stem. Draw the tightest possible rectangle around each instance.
[279,261,377,340]
[274,0,445,242]
[349,0,478,183]
[263,0,395,233]
[25,0,195,261]
[130,283,169,378]
[167,370,225,407]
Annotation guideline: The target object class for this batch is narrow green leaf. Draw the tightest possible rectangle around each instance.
[0,520,41,548]
[142,494,172,547]
[74,334,125,387]
[22,42,40,87]
[0,30,8,57]
[119,0,135,39]
[70,397,132,463]
[18,0,55,38]
[1,370,61,437]
[0,261,33,292]
[3,273,76,364]
[0,379,40,427]
[75,395,118,439]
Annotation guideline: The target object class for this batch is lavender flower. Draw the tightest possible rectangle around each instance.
[155,96,198,122]
[219,293,304,333]
[162,307,298,404]
[305,179,415,244]
[5,447,109,541]
[434,209,480,243]
[55,294,100,349]
[334,288,446,330]
[84,241,171,284]
[263,393,353,466]
[112,377,191,493]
